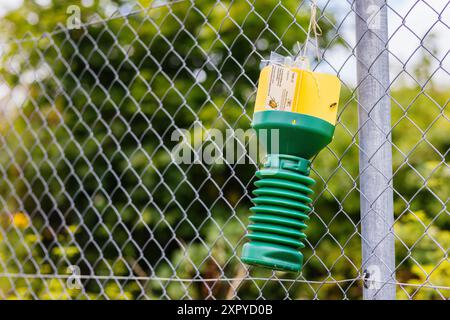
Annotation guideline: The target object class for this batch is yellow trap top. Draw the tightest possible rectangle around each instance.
[254,65,341,125]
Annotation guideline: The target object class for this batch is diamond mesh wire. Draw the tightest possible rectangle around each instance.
[0,0,448,300]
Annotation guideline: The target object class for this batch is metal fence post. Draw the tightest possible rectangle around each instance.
[355,0,396,300]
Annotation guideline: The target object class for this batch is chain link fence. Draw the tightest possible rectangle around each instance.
[0,0,448,300]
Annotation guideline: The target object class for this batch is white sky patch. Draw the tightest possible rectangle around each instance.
[388,0,450,87]
[0,0,22,17]
[316,0,450,88]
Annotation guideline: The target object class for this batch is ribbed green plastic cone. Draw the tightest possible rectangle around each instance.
[241,110,336,272]
[241,154,314,272]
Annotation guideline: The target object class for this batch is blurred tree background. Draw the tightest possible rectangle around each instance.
[0,0,448,299]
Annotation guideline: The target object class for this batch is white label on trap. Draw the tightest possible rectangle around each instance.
[265,65,297,111]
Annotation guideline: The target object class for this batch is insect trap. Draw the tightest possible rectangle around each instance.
[241,52,341,272]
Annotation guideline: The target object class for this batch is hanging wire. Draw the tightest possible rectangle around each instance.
[294,0,323,61]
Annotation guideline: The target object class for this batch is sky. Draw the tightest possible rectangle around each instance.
[0,0,448,88]
[315,0,450,88]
